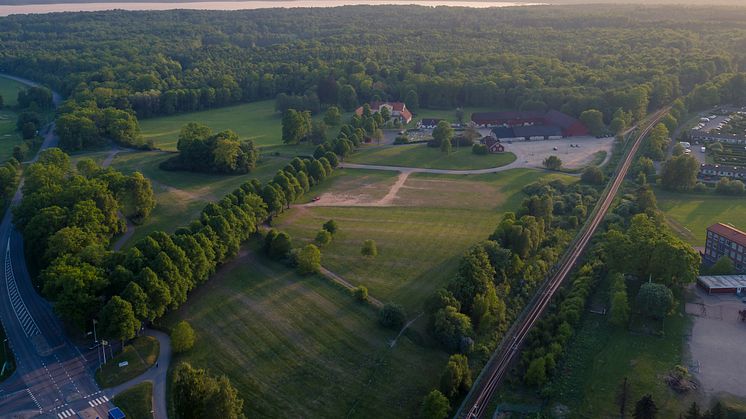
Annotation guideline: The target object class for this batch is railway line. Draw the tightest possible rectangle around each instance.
[457,108,671,419]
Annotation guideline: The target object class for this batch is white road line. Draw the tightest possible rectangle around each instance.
[4,239,41,338]
[57,408,75,418]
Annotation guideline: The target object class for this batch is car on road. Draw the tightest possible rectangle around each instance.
[553,146,558,150]
[312,196,321,202]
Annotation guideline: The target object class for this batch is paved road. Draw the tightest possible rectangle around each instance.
[108,330,170,419]
[456,109,670,419]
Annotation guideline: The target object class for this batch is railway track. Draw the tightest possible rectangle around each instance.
[456,108,671,419]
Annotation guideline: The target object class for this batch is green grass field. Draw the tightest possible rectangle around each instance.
[0,77,26,107]
[162,247,445,418]
[348,144,516,170]
[112,381,153,419]
[96,336,159,388]
[275,169,574,312]
[0,109,21,161]
[546,278,694,418]
[655,188,746,246]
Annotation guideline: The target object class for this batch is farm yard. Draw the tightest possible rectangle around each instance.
[161,245,445,419]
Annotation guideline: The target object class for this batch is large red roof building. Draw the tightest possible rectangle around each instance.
[471,110,589,137]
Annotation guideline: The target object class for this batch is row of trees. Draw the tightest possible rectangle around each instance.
[419,178,603,415]
[161,122,258,174]
[15,146,337,343]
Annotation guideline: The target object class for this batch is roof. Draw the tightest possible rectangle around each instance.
[698,274,746,289]
[708,223,746,247]
[472,111,545,123]
[513,125,563,137]
[420,118,442,125]
[108,407,126,419]
[369,101,407,112]
[471,110,587,135]
[545,110,580,130]
[491,126,516,138]
[700,163,746,175]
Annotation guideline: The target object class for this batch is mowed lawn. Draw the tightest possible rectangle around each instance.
[348,144,516,170]
[655,188,746,246]
[0,109,22,161]
[109,150,292,246]
[139,100,282,150]
[162,249,445,418]
[275,169,574,312]
[0,76,26,107]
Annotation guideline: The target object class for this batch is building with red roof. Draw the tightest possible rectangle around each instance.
[355,102,413,124]
[703,223,746,273]
[471,110,589,137]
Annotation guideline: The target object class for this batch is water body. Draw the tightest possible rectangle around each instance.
[0,1,544,16]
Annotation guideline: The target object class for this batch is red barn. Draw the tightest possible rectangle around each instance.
[471,110,589,137]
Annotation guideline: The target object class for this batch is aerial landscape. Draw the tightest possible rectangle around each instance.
[1,1,746,418]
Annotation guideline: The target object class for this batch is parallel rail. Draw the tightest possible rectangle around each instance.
[456,108,670,419]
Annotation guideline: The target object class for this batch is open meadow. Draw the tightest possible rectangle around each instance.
[138,100,284,150]
[0,76,25,107]
[162,246,446,419]
[348,143,516,170]
[275,168,575,312]
[655,188,746,245]
[108,150,297,246]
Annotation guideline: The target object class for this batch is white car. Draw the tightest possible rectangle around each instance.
[701,146,706,152]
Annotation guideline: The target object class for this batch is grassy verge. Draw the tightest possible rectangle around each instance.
[162,244,446,418]
[0,108,22,162]
[545,276,693,417]
[275,169,574,313]
[348,143,516,170]
[654,187,746,246]
[96,336,159,388]
[112,381,154,419]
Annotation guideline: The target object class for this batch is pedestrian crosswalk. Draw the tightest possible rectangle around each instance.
[5,239,41,338]
[88,395,109,407]
[57,409,75,418]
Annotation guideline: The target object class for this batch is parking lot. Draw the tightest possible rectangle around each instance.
[686,286,746,399]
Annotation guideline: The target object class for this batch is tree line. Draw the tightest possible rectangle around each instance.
[2,5,746,151]
[14,148,337,347]
[418,177,603,415]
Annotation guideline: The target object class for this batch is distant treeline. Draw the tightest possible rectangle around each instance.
[2,5,746,149]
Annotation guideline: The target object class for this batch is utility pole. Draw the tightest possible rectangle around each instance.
[93,319,101,369]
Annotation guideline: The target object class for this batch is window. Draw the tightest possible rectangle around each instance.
[739,244,744,253]
[708,231,713,238]
[732,242,738,250]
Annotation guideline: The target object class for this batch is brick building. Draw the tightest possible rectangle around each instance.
[703,223,746,273]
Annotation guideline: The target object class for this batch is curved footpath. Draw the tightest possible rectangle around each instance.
[0,73,63,106]
[108,330,171,419]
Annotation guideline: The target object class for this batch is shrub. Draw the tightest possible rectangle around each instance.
[420,390,450,419]
[361,239,378,257]
[322,219,338,235]
[543,155,562,170]
[472,144,488,155]
[315,229,332,245]
[296,244,321,275]
[394,135,409,144]
[353,286,368,302]
[172,320,196,353]
[379,303,406,329]
[581,165,604,185]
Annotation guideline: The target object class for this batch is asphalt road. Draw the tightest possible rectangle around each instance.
[456,109,670,419]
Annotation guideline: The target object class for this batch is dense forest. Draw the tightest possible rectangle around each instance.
[1,5,746,149]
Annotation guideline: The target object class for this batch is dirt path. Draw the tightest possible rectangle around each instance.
[318,266,383,308]
[378,171,410,206]
[389,312,423,348]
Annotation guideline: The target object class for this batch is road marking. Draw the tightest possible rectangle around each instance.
[88,395,109,406]
[5,239,41,338]
[26,388,42,413]
[57,408,75,418]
